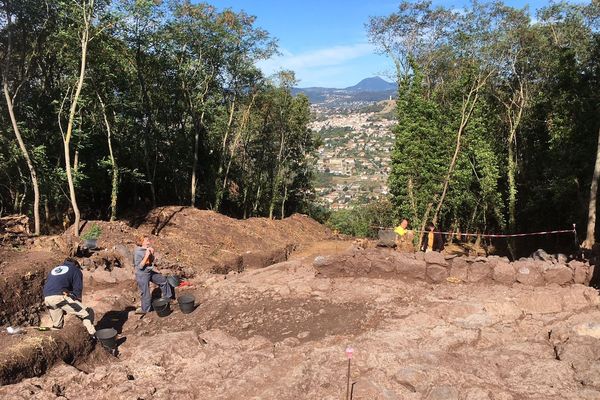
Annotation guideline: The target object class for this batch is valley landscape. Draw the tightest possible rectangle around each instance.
[299,77,398,210]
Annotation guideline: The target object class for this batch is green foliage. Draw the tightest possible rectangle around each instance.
[2,0,599,250]
[358,103,385,114]
[0,0,316,225]
[81,223,102,240]
[303,203,331,225]
[327,199,395,238]
[319,126,353,138]
[388,62,448,228]
[369,0,600,251]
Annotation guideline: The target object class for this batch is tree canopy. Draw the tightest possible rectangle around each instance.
[369,0,600,254]
[0,0,319,233]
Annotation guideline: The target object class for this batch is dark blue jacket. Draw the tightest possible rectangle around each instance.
[42,260,83,300]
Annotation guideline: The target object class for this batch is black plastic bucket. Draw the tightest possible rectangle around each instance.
[95,328,117,349]
[166,274,180,288]
[178,295,195,314]
[152,298,171,317]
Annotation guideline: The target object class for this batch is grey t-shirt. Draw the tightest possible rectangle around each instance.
[134,246,154,273]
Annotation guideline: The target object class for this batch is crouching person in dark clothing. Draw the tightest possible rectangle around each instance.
[43,258,96,336]
[420,223,445,252]
[134,235,172,315]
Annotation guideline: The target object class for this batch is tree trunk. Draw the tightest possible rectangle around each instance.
[218,92,257,211]
[61,0,93,237]
[63,138,80,235]
[407,177,418,223]
[281,184,288,220]
[432,75,486,226]
[2,4,40,235]
[214,98,237,211]
[582,127,600,249]
[268,199,275,220]
[144,133,157,208]
[501,76,526,259]
[3,83,41,235]
[242,187,248,219]
[506,138,518,258]
[184,70,212,208]
[44,198,51,231]
[253,183,262,216]
[417,202,433,250]
[270,128,286,220]
[135,43,156,208]
[190,116,201,207]
[98,94,119,221]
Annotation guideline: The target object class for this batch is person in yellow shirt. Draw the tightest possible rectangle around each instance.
[394,219,414,251]
[394,219,408,237]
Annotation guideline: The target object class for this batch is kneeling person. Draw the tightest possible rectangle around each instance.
[394,218,414,252]
[43,258,96,336]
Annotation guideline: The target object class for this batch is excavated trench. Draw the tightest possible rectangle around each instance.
[0,250,96,385]
[0,251,61,327]
[0,272,139,386]
[0,243,300,386]
[2,243,600,399]
[1,209,340,392]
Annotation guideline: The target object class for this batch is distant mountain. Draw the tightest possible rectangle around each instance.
[344,77,397,92]
[292,77,397,106]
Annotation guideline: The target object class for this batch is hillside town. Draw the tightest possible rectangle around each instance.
[310,100,396,209]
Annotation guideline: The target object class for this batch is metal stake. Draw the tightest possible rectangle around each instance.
[345,346,354,400]
[346,358,351,400]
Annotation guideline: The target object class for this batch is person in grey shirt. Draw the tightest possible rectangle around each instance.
[133,235,172,314]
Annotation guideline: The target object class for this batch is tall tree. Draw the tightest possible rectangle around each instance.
[584,127,600,249]
[431,2,498,225]
[1,0,44,234]
[58,0,98,236]
[387,61,446,234]
[96,93,119,221]
[489,5,535,256]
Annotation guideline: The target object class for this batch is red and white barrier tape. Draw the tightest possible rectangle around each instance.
[379,227,577,239]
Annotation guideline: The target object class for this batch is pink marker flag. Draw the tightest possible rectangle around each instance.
[345,346,354,359]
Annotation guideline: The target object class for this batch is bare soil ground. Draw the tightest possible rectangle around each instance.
[0,208,335,385]
[0,250,62,327]
[1,210,600,399]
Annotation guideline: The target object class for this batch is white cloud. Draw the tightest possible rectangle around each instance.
[257,42,376,76]
[294,65,349,86]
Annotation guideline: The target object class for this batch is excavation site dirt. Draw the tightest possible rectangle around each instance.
[1,206,600,399]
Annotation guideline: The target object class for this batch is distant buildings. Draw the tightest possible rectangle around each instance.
[317,158,355,175]
[310,102,395,210]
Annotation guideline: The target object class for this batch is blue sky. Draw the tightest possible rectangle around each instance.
[208,1,572,88]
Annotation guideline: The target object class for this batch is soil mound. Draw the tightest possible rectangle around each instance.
[66,207,333,275]
[132,207,333,273]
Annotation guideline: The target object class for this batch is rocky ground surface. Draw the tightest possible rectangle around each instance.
[1,210,600,399]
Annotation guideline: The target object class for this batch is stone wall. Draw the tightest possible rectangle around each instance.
[313,247,594,287]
